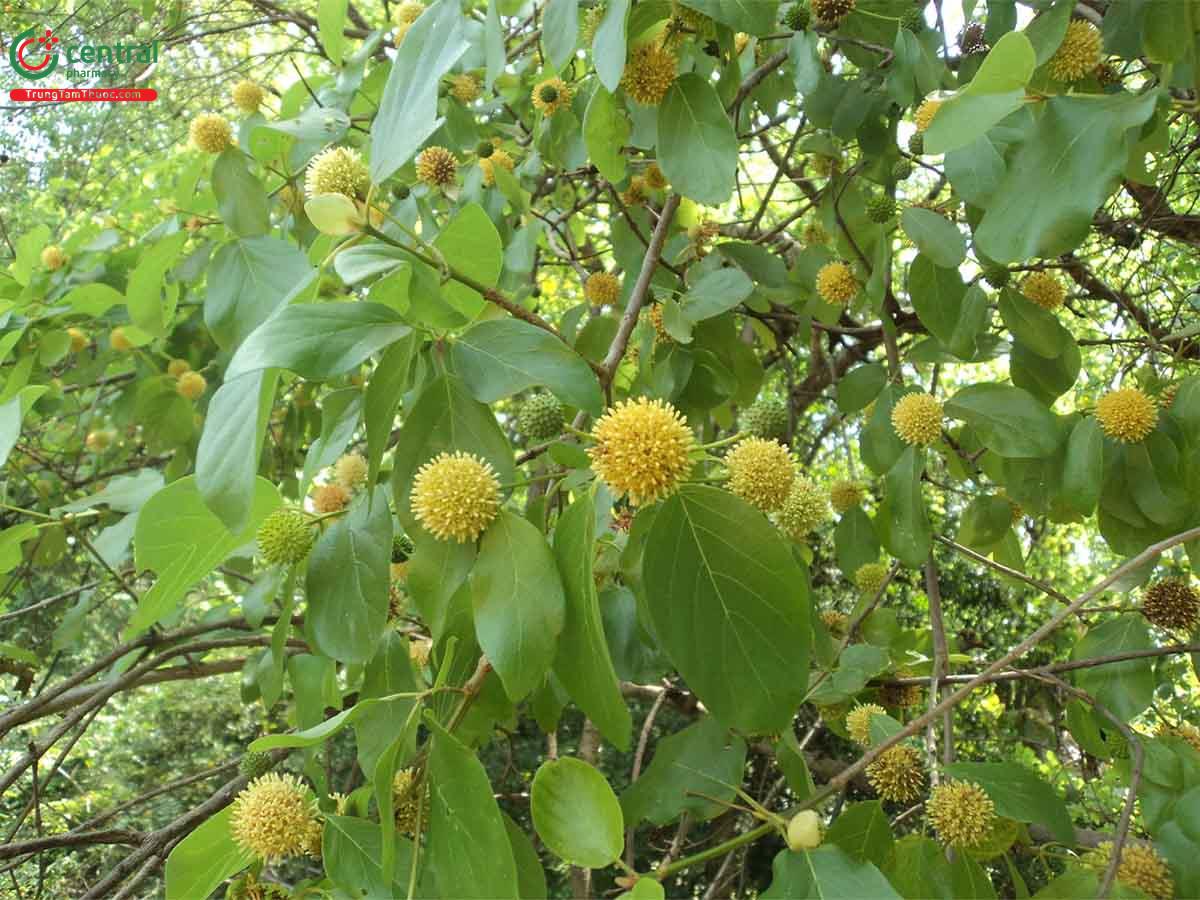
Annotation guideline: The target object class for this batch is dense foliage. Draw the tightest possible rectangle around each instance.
[2,0,1200,898]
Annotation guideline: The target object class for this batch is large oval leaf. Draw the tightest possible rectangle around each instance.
[657,75,737,206]
[451,318,603,416]
[642,486,810,732]
[164,808,253,900]
[945,383,1062,459]
[531,758,624,868]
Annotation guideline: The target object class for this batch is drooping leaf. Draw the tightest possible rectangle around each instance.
[657,75,738,206]
[531,758,624,868]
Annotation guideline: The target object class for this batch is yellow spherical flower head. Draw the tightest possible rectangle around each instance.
[820,609,848,635]
[189,113,233,153]
[257,509,314,565]
[167,358,191,377]
[891,392,943,446]
[621,176,648,206]
[333,452,369,490]
[230,773,322,863]
[1096,387,1156,443]
[305,146,370,200]
[393,0,425,25]
[776,475,830,539]
[802,221,829,246]
[479,148,515,187]
[724,437,795,512]
[584,271,621,305]
[41,245,66,271]
[232,79,265,113]
[110,327,134,352]
[845,702,886,745]
[392,768,431,835]
[1087,842,1175,900]
[622,43,678,106]
[415,145,458,188]
[311,483,351,514]
[1021,270,1065,310]
[866,744,925,803]
[588,398,696,506]
[1142,578,1199,633]
[412,451,501,542]
[927,780,995,849]
[1157,721,1200,754]
[68,327,89,352]
[816,261,859,305]
[449,72,481,103]
[880,678,923,710]
[176,371,207,400]
[829,479,866,514]
[854,561,888,595]
[1049,20,1103,82]
[914,98,941,133]
[532,77,573,116]
[644,161,668,190]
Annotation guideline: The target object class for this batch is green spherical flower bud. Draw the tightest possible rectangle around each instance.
[892,159,914,180]
[866,194,896,224]
[392,183,411,200]
[476,140,495,159]
[900,7,924,32]
[742,396,789,442]
[784,2,811,30]
[239,750,276,780]
[907,131,925,156]
[518,392,565,442]
[257,509,313,566]
[392,533,415,563]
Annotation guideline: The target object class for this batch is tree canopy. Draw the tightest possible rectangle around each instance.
[2,0,1200,898]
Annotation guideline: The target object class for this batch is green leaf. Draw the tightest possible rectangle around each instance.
[541,0,579,69]
[838,364,887,414]
[323,815,413,899]
[975,92,1159,263]
[318,0,348,62]
[957,495,1014,551]
[944,134,1006,208]
[945,384,1061,458]
[205,236,315,351]
[621,716,747,826]
[126,232,188,336]
[129,476,280,634]
[907,254,966,350]
[1143,1,1194,63]
[998,288,1070,359]
[365,334,417,488]
[1072,614,1155,721]
[531,757,624,868]
[679,0,780,35]
[212,149,270,237]
[584,86,630,183]
[884,835,955,899]
[426,717,520,900]
[679,267,754,322]
[943,762,1075,844]
[1061,417,1103,516]
[763,846,901,899]
[370,0,470,183]
[643,486,810,733]
[196,370,279,532]
[924,32,1036,155]
[790,30,822,95]
[451,318,603,416]
[835,507,881,580]
[900,209,966,268]
[164,808,253,900]
[390,374,515,534]
[826,802,894,869]
[306,487,391,664]
[503,813,549,900]
[471,511,566,701]
[657,74,738,206]
[877,447,931,568]
[592,0,629,93]
[226,302,411,381]
[552,492,632,749]
[434,203,505,320]
[1023,0,1073,64]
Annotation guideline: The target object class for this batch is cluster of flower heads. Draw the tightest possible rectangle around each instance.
[1084,841,1175,900]
[307,451,370,516]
